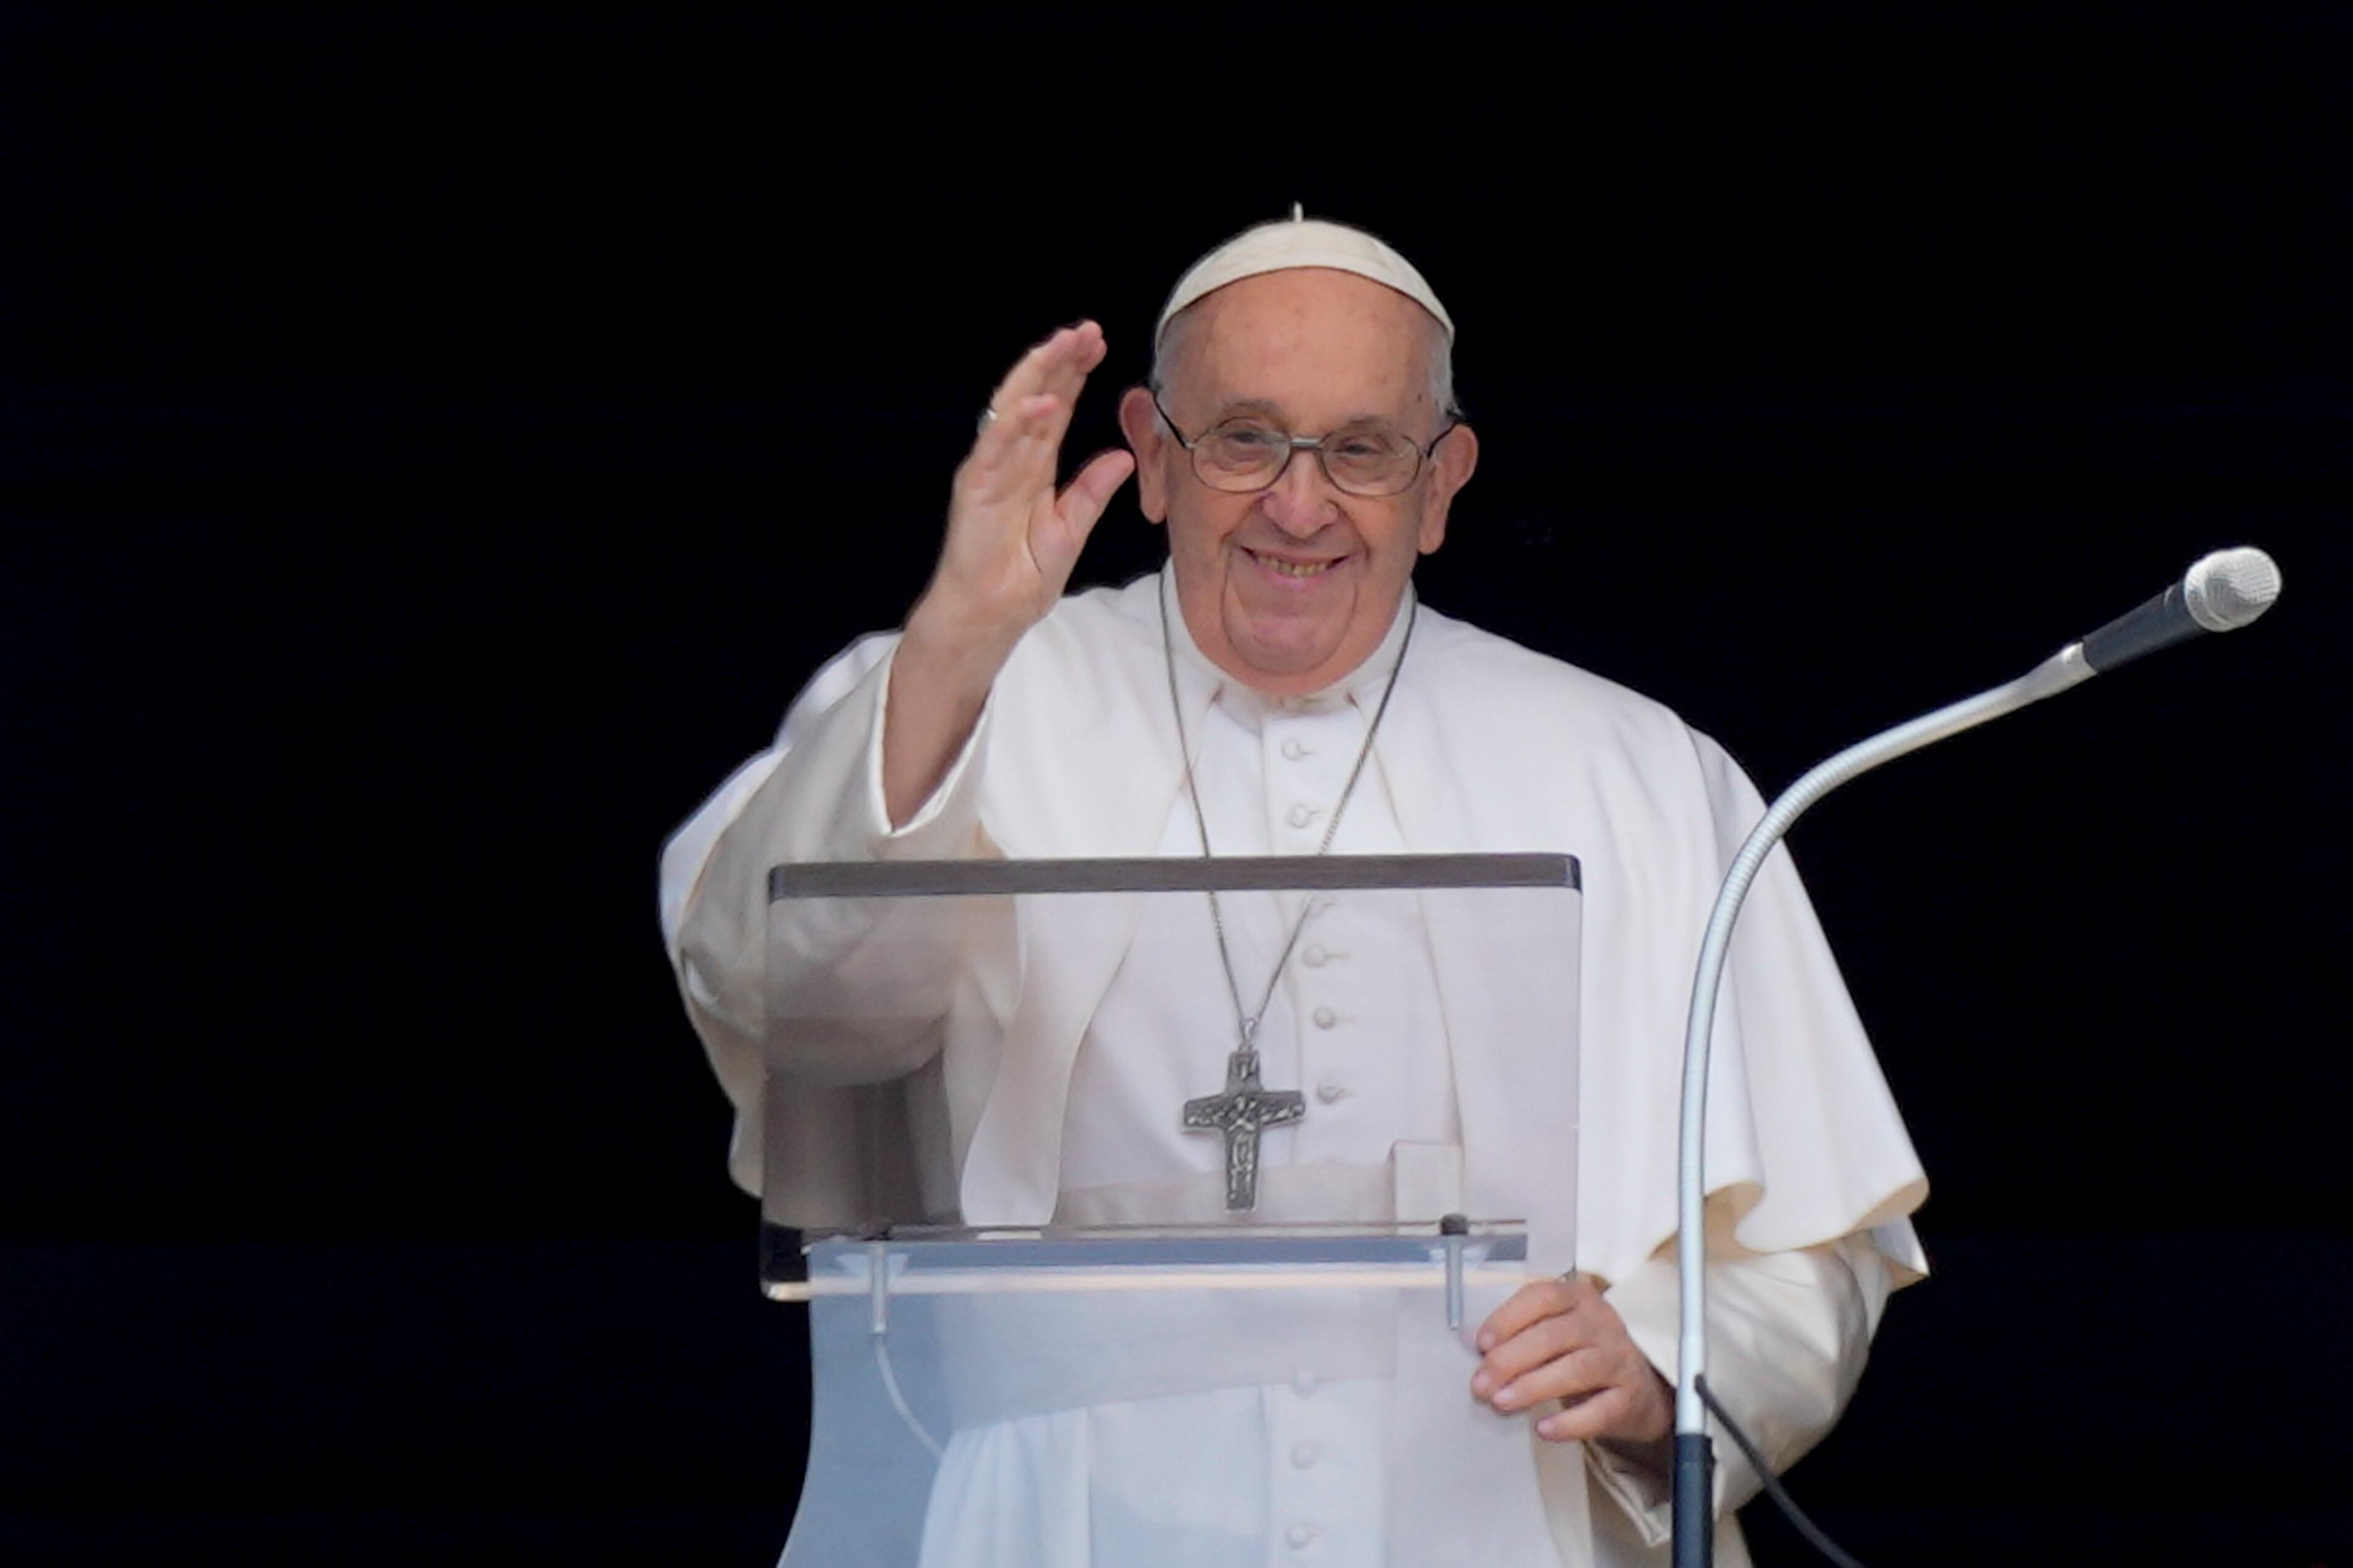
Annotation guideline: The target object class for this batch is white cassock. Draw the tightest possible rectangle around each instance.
[660,570,1929,1567]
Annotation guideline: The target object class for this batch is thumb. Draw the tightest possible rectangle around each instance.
[1056,448,1137,541]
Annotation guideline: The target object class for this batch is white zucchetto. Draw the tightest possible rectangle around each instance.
[1155,211,1454,344]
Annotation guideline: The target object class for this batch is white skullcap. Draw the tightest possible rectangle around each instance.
[1155,209,1455,344]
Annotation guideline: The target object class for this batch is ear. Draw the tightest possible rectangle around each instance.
[1118,385,1172,525]
[1416,422,1478,554]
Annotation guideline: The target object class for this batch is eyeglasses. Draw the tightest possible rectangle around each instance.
[1150,388,1457,499]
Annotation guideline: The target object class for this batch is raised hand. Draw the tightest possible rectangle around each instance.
[884,323,1136,825]
[918,321,1136,661]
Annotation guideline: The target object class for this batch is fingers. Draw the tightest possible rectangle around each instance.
[1476,1275,1595,1356]
[958,323,1115,518]
[975,321,1107,456]
[1531,1378,1669,1445]
[1471,1307,1597,1407]
[1469,1277,1672,1447]
[959,392,1062,506]
[981,323,1097,420]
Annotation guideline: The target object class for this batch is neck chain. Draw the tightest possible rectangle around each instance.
[1157,569,1418,1209]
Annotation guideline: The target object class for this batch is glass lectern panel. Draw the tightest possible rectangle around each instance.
[780,1224,1539,1568]
[761,855,1580,1567]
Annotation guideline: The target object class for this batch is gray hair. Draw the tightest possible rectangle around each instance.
[1150,298,1459,428]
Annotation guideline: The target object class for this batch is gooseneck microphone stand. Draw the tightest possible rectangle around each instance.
[1669,548,2281,1568]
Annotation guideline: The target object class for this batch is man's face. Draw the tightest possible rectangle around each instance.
[1118,268,1478,697]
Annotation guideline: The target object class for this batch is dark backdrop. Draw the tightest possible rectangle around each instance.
[4,4,2347,1564]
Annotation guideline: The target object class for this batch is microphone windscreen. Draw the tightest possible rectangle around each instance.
[2183,547,2282,633]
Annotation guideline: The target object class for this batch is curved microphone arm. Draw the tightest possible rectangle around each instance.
[1668,545,2278,1568]
[1669,643,2094,1566]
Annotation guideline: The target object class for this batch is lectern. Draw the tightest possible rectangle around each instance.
[760,854,1581,1566]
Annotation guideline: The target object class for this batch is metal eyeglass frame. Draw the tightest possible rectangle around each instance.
[1148,386,1459,499]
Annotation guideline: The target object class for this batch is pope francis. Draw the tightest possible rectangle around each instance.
[659,214,1928,1567]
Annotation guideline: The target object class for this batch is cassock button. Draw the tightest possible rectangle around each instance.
[1316,1081,1347,1104]
[1286,803,1317,829]
[1312,1006,1337,1029]
[1285,1522,1319,1549]
[1302,945,1328,967]
[1281,737,1309,760]
[1290,1441,1321,1468]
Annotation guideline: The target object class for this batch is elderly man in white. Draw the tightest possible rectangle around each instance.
[661,214,1927,1567]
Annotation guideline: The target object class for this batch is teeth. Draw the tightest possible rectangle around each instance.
[1256,553,1336,578]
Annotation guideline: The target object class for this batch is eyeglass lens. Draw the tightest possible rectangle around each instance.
[1194,420,1424,497]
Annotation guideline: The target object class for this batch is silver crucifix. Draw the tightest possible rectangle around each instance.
[1182,1046,1307,1211]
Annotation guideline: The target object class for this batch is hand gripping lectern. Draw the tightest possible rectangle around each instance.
[760,854,1581,1567]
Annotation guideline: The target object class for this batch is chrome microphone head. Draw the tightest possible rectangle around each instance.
[2183,547,2282,633]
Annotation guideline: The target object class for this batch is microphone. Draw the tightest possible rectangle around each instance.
[1671,544,2284,1568]
[2078,547,2282,674]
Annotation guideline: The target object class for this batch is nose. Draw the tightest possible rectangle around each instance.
[1258,444,1341,538]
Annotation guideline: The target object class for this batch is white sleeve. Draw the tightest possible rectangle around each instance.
[1586,1232,1896,1544]
[658,632,993,1125]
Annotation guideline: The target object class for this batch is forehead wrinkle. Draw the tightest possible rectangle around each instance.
[1203,396,1417,433]
[1158,271,1445,436]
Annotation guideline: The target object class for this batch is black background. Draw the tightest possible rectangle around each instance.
[3,4,2348,1564]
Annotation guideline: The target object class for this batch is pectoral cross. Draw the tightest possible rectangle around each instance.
[1182,1045,1306,1212]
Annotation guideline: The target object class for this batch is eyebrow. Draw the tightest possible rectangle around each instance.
[1209,398,1404,429]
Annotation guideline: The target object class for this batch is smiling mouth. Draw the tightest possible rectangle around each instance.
[1245,547,1344,579]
